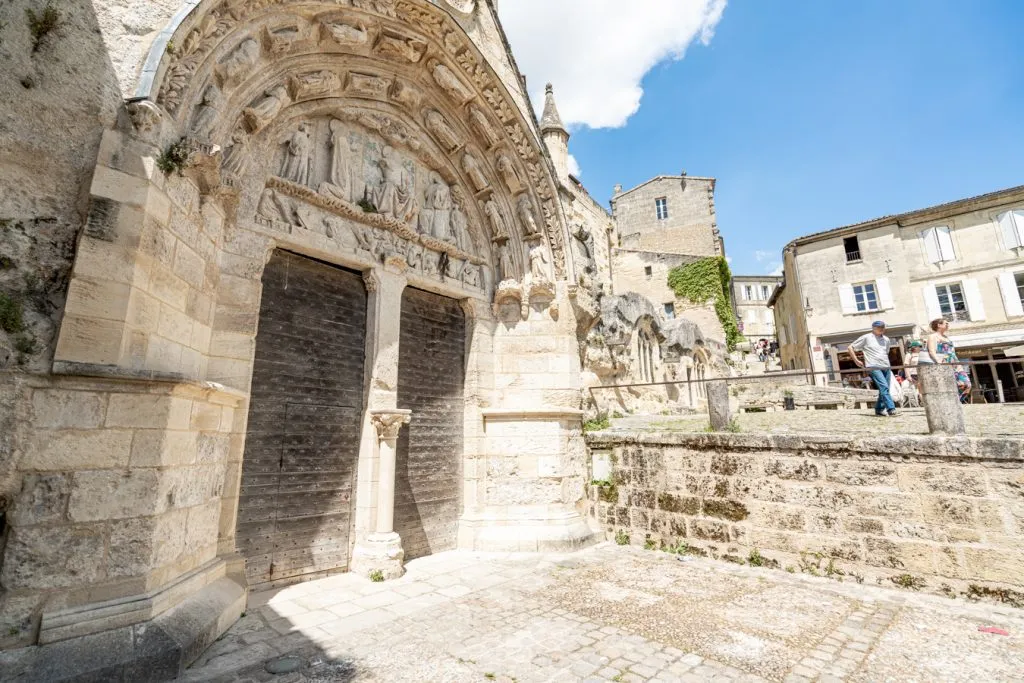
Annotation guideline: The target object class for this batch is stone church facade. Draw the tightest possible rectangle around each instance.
[0,0,722,674]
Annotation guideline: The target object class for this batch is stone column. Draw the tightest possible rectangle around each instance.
[707,380,731,431]
[918,364,966,435]
[351,409,411,580]
[351,264,409,579]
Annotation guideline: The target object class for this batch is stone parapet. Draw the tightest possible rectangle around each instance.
[585,431,1024,598]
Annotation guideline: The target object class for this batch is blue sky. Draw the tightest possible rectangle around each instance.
[529,0,1024,276]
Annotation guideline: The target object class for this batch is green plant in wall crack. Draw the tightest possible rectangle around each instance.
[0,293,25,334]
[156,138,192,176]
[25,3,63,53]
[667,256,743,351]
[369,569,384,583]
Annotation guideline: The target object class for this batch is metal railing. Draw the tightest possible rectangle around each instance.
[587,357,1024,410]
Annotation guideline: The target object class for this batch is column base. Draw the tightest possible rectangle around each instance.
[458,507,597,553]
[350,532,405,580]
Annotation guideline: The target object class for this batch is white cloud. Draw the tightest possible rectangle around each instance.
[567,154,581,178]
[498,0,727,129]
[753,250,776,263]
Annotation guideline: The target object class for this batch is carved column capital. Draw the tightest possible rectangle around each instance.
[370,409,411,442]
[364,270,381,293]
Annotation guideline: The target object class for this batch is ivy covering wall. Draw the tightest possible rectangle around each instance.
[667,256,743,351]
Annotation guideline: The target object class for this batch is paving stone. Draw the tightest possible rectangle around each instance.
[178,546,1024,683]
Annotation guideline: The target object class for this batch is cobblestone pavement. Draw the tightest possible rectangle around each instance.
[182,544,1024,682]
[609,405,1024,437]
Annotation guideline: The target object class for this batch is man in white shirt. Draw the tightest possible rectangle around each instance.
[849,321,897,416]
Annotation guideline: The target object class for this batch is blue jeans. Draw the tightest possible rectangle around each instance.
[869,368,896,414]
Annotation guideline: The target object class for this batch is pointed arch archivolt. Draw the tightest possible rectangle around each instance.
[135,0,571,288]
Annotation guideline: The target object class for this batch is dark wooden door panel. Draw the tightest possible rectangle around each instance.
[236,251,366,589]
[395,288,465,560]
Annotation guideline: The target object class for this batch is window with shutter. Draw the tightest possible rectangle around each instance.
[876,278,894,310]
[921,226,955,263]
[962,279,986,321]
[923,285,942,321]
[852,282,878,312]
[998,271,1024,317]
[998,211,1023,250]
[838,284,856,314]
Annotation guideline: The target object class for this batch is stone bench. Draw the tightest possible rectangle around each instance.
[797,401,841,410]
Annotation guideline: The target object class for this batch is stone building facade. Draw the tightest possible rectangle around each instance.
[0,0,730,675]
[769,185,1024,397]
[731,275,781,344]
[611,175,723,257]
[0,0,606,674]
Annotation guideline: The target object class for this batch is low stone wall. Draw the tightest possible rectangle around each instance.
[585,431,1024,599]
[730,378,877,409]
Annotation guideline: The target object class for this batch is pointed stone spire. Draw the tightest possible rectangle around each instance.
[540,83,568,138]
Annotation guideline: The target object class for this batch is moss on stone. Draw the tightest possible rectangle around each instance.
[703,499,749,522]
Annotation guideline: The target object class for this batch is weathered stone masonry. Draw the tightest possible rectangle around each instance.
[586,431,1024,597]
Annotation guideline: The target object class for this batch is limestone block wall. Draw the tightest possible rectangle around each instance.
[611,177,719,257]
[0,373,242,648]
[586,431,1024,598]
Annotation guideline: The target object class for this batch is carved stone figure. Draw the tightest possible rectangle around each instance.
[391,79,423,109]
[257,188,288,223]
[191,85,222,139]
[218,38,259,86]
[419,175,452,240]
[517,195,540,237]
[243,85,288,131]
[496,154,523,194]
[432,62,473,104]
[468,105,499,148]
[264,25,302,54]
[127,99,163,134]
[496,241,515,282]
[324,20,369,45]
[462,153,488,192]
[464,264,481,288]
[347,72,390,98]
[353,0,397,17]
[572,223,596,272]
[529,240,552,282]
[373,145,416,222]
[289,70,340,100]
[280,123,313,186]
[222,129,250,178]
[449,186,474,253]
[376,32,426,63]
[319,120,355,202]
[484,198,509,242]
[425,110,461,152]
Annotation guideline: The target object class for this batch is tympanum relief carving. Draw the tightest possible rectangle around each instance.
[253,115,487,292]
[153,0,570,280]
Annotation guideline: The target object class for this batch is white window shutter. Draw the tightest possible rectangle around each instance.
[1015,211,1024,247]
[998,271,1024,317]
[838,284,856,314]
[923,285,942,320]
[921,228,940,264]
[963,278,985,321]
[936,226,955,261]
[999,212,1021,250]
[876,278,894,309]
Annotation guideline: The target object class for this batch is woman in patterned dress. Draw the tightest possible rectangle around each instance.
[921,318,972,403]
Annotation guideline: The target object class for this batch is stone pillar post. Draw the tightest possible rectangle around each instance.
[371,409,411,534]
[350,409,411,580]
[918,364,966,435]
[707,380,731,431]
